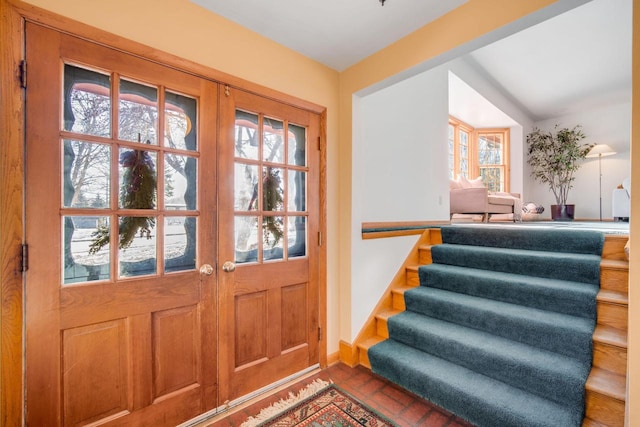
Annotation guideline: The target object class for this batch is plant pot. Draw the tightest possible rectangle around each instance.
[550,204,575,221]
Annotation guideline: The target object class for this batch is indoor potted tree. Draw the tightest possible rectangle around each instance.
[526,125,592,221]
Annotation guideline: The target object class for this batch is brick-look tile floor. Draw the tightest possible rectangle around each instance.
[203,363,475,427]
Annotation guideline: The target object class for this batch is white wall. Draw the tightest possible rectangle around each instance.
[350,66,449,338]
[349,57,539,340]
[447,58,535,196]
[524,102,631,220]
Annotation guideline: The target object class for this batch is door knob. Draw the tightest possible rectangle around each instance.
[199,264,214,276]
[222,261,236,272]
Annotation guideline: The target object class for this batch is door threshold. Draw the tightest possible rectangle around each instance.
[179,363,321,427]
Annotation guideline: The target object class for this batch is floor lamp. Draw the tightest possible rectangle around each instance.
[586,144,616,221]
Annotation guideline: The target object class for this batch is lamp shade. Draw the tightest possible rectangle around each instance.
[586,144,616,158]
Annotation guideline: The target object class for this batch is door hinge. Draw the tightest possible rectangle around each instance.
[21,244,29,272]
[318,231,323,246]
[317,136,321,151]
[318,326,322,341]
[19,60,27,89]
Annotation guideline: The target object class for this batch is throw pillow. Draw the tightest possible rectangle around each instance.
[459,176,484,189]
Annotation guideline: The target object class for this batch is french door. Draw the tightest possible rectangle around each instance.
[25,23,218,425]
[24,21,321,426]
[217,89,320,401]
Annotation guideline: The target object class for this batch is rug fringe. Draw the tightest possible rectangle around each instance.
[240,378,332,427]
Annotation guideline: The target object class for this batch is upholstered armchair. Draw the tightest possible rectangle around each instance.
[449,177,522,222]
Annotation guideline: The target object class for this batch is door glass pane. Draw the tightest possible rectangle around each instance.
[288,124,306,166]
[165,154,196,210]
[119,78,158,144]
[233,109,308,264]
[263,216,284,261]
[263,118,284,163]
[235,163,259,211]
[263,167,284,212]
[235,111,259,160]
[63,140,110,208]
[165,216,196,272]
[287,170,306,212]
[119,148,157,210]
[164,91,197,151]
[118,216,157,277]
[64,64,111,137]
[288,216,306,258]
[63,216,110,285]
[235,216,258,263]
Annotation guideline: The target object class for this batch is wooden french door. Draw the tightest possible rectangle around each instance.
[218,89,320,400]
[25,23,218,426]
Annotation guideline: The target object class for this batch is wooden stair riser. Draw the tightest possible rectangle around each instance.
[418,246,433,264]
[597,302,628,331]
[375,310,400,339]
[406,268,419,287]
[582,417,611,427]
[357,336,385,369]
[593,341,627,375]
[359,347,372,369]
[392,289,406,311]
[585,391,625,427]
[376,317,389,338]
[601,236,629,261]
[600,267,629,293]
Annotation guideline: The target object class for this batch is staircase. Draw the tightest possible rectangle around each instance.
[354,226,628,427]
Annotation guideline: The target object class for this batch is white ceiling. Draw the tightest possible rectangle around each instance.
[464,0,632,123]
[191,0,468,71]
[191,0,631,124]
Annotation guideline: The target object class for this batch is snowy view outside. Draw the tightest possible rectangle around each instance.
[62,64,197,284]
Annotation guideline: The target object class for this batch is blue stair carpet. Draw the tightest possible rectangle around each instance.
[368,225,604,427]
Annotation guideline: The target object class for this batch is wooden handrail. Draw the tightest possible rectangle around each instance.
[361,221,448,239]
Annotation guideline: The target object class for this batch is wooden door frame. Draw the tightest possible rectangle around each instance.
[0,2,327,425]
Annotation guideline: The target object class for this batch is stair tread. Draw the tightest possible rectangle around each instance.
[597,289,628,305]
[405,286,594,363]
[419,263,598,319]
[582,417,609,427]
[422,262,599,290]
[389,312,588,406]
[391,312,586,373]
[391,285,415,294]
[585,367,626,401]
[377,309,401,320]
[593,324,627,348]
[600,258,629,270]
[407,286,594,331]
[358,336,385,350]
[432,244,601,285]
[440,225,605,255]
[369,339,581,427]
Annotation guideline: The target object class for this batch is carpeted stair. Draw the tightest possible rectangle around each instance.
[368,225,604,427]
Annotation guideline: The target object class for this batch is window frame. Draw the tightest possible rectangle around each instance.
[448,116,510,192]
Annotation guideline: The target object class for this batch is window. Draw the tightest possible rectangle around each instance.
[448,117,510,192]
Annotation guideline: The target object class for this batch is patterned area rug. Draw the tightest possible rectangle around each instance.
[241,380,396,427]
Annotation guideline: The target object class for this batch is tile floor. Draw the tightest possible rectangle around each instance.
[204,363,474,427]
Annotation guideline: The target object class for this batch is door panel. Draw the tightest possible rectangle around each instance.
[25,23,217,426]
[218,89,320,401]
